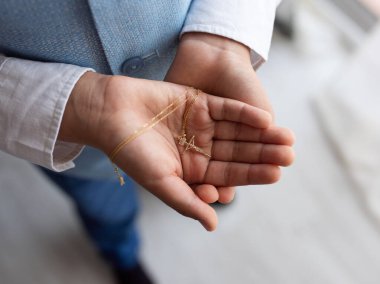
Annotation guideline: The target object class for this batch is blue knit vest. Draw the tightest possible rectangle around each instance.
[0,0,191,79]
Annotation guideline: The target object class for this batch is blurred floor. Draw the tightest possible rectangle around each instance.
[1,10,380,284]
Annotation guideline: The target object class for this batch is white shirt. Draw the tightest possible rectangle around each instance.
[0,0,281,172]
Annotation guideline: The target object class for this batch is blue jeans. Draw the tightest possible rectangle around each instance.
[39,167,140,269]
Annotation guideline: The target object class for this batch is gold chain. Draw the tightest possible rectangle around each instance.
[109,88,193,185]
[177,89,211,158]
[109,88,210,186]
[180,89,199,136]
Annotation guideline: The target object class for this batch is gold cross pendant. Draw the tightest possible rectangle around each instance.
[178,134,211,158]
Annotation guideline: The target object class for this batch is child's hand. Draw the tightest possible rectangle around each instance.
[58,72,292,231]
[166,32,295,203]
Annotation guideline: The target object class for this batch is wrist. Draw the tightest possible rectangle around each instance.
[58,71,111,147]
[180,32,251,62]
[166,32,253,92]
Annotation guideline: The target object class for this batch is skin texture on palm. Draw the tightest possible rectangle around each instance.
[165,32,295,204]
[59,73,294,231]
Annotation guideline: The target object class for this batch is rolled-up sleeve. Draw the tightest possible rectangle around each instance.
[0,55,93,171]
[181,0,282,67]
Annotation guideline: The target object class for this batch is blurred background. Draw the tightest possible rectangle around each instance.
[1,0,380,283]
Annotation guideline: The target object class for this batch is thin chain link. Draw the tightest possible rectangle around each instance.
[109,88,197,186]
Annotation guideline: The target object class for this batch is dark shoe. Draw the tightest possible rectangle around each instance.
[114,263,154,284]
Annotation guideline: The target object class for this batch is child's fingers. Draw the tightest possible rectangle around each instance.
[211,141,294,167]
[193,184,219,204]
[214,123,295,146]
[217,187,236,204]
[204,161,281,186]
[206,94,272,128]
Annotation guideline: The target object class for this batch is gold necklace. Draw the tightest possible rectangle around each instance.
[109,88,211,186]
[177,89,211,158]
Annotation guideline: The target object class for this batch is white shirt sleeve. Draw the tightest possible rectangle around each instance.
[0,55,93,171]
[181,0,282,68]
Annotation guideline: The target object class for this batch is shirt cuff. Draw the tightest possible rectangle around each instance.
[181,0,281,68]
[0,56,93,171]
